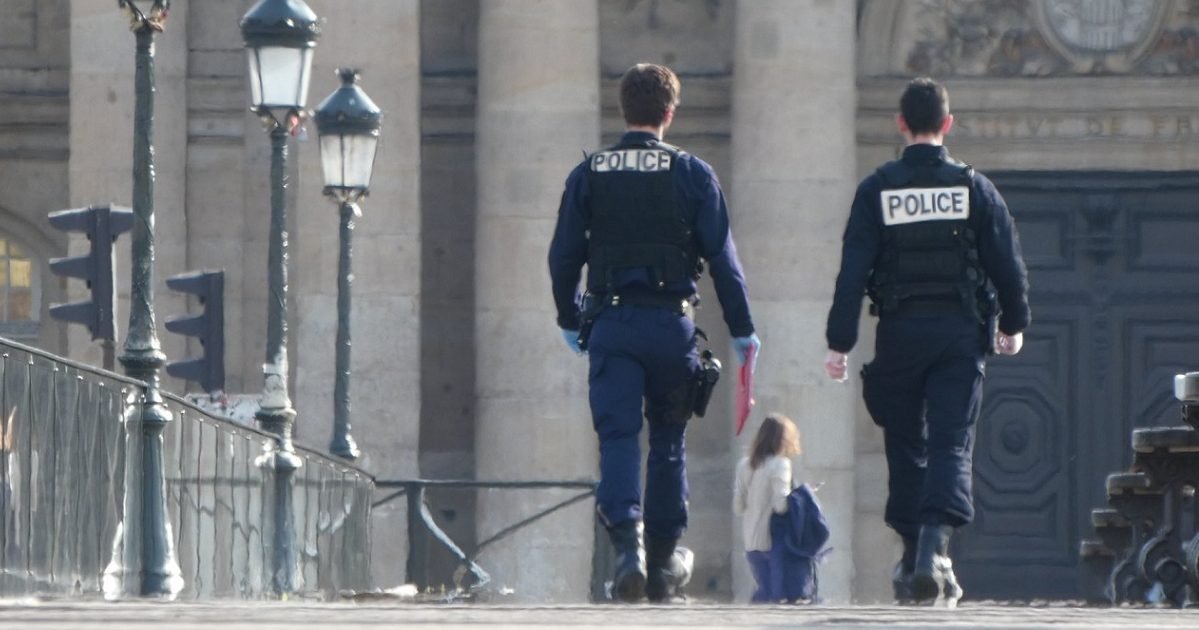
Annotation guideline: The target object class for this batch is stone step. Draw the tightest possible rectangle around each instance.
[1091,508,1129,529]
[1133,426,1199,453]
[1079,539,1115,558]
[1107,472,1160,495]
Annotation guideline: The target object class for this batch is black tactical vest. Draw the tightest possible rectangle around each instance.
[584,139,700,293]
[868,155,986,319]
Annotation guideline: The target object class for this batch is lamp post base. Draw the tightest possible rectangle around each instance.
[330,433,360,461]
[255,404,301,597]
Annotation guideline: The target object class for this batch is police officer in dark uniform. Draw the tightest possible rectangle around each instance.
[823,78,1030,605]
[549,63,760,603]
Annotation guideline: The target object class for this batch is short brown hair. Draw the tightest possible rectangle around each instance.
[619,63,680,127]
[749,413,801,469]
[900,77,950,135]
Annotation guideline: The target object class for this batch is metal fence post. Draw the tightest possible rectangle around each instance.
[406,484,428,591]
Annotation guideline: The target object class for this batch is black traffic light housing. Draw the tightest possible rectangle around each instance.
[164,270,225,393]
[46,205,134,341]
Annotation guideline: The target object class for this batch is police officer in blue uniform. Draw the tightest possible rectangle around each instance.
[549,63,760,603]
[824,78,1030,605]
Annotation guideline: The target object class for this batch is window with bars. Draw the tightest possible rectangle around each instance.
[0,235,38,337]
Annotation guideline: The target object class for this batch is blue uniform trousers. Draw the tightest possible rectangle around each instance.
[587,304,699,541]
[861,315,985,538]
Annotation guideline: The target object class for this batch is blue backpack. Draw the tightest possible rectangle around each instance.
[767,483,832,602]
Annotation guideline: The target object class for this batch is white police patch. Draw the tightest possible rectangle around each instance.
[590,149,673,173]
[880,186,970,226]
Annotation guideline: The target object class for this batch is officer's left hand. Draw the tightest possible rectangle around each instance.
[824,351,848,382]
[561,329,584,355]
[732,334,761,374]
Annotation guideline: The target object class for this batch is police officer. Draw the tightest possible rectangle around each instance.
[549,63,759,603]
[823,78,1030,605]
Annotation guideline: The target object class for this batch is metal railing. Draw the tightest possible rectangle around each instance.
[161,393,373,599]
[0,339,137,595]
[374,479,612,601]
[0,337,373,599]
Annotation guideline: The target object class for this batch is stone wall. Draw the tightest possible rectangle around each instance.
[0,0,71,352]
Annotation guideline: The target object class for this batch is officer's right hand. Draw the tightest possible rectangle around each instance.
[561,329,584,355]
[996,331,1024,356]
[824,350,848,382]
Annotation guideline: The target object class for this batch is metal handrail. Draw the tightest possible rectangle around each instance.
[0,336,145,388]
[374,478,600,599]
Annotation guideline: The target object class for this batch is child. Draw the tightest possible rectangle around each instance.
[734,413,802,603]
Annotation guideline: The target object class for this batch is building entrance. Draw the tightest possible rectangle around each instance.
[955,171,1199,599]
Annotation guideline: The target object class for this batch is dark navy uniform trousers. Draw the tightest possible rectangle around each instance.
[587,303,699,541]
[861,314,986,539]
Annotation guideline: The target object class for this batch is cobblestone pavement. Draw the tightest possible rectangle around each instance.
[0,600,1196,629]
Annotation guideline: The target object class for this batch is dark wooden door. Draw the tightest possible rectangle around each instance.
[953,172,1199,600]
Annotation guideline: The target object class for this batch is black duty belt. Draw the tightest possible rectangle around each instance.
[884,299,967,318]
[605,292,695,315]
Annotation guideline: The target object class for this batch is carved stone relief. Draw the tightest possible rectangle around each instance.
[599,0,732,75]
[903,0,1199,76]
[0,0,37,50]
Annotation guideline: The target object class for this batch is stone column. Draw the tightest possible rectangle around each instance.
[68,1,133,367]
[184,1,253,394]
[292,0,423,589]
[474,0,599,602]
[150,1,190,392]
[730,0,857,602]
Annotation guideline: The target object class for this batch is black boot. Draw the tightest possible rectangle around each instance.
[911,524,957,603]
[608,521,646,602]
[645,535,693,603]
[892,534,917,603]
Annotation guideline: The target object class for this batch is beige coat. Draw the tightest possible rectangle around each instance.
[733,454,792,552]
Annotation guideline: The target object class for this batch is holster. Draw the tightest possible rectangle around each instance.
[576,293,606,352]
[657,331,722,425]
[692,349,721,417]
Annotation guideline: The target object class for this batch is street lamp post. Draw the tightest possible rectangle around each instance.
[314,69,383,462]
[240,0,319,596]
[109,0,183,599]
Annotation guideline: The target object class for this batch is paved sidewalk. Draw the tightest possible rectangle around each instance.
[0,600,1195,629]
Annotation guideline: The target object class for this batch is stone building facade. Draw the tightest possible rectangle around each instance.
[1,0,1197,603]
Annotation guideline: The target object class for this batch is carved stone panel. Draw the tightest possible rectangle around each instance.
[599,0,732,76]
[0,0,36,50]
[874,0,1199,77]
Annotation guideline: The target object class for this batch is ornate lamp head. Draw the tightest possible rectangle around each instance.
[314,69,383,203]
[240,0,321,121]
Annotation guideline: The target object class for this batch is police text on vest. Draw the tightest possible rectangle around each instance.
[591,149,673,173]
[880,186,970,226]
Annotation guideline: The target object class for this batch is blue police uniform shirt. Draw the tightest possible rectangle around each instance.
[549,131,755,338]
[825,143,1031,353]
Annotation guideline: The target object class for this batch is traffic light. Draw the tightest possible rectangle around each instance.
[46,205,134,341]
[164,270,225,393]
